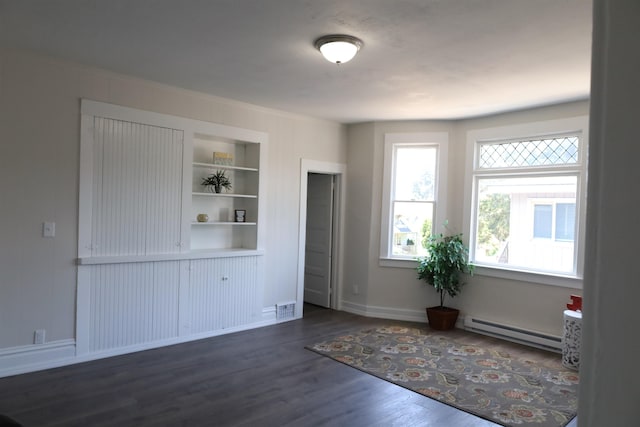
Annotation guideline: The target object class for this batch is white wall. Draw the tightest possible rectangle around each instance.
[343,121,456,320]
[342,102,589,335]
[0,48,347,349]
[342,123,376,309]
[579,0,640,425]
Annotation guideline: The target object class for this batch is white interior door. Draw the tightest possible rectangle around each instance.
[304,173,334,307]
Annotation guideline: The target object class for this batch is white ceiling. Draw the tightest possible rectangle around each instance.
[0,0,592,123]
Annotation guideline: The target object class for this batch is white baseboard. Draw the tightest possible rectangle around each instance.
[1,309,280,379]
[0,304,464,379]
[74,318,278,365]
[341,300,428,323]
[0,339,76,378]
[262,305,277,322]
[340,300,467,329]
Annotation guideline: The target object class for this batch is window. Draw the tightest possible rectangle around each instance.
[555,203,576,241]
[533,204,553,238]
[381,132,448,265]
[466,117,588,282]
[533,202,576,241]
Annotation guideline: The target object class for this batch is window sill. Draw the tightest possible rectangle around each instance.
[472,264,582,289]
[379,258,582,289]
[379,257,418,269]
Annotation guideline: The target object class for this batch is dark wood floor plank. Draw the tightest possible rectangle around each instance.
[0,306,576,427]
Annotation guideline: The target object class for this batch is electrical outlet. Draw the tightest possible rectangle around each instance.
[34,329,46,344]
[353,284,359,295]
[43,222,55,237]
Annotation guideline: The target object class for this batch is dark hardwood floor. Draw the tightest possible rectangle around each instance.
[0,305,576,427]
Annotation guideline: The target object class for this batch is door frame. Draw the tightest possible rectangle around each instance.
[297,159,346,317]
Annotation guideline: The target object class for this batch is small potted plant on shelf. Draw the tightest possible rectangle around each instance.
[416,226,473,330]
[202,170,232,194]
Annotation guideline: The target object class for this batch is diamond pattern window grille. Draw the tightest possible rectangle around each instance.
[479,136,579,169]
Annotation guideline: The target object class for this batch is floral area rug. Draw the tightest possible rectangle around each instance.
[306,325,578,427]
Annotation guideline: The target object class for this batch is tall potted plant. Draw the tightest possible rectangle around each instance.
[416,231,473,330]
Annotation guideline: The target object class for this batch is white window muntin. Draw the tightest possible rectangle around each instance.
[381,132,448,267]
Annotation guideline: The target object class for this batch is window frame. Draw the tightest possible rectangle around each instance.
[533,203,554,239]
[554,202,576,242]
[463,117,588,288]
[380,132,449,268]
[530,199,576,242]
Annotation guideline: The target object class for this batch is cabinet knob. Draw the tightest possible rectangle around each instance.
[222,276,229,281]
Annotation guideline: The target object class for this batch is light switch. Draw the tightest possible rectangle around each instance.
[43,222,55,237]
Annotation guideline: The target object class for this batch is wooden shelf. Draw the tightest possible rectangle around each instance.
[193,162,258,172]
[191,221,256,226]
[192,192,257,198]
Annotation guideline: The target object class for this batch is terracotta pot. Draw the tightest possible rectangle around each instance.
[426,306,460,330]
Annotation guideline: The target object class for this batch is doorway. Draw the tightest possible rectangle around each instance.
[303,173,335,308]
[297,159,346,317]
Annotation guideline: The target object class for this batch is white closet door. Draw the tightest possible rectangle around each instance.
[90,118,184,256]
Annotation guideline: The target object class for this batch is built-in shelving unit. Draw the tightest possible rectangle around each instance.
[76,100,268,362]
[189,132,263,252]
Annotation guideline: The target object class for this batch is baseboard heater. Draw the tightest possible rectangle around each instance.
[464,316,562,352]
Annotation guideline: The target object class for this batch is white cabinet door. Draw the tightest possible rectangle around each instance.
[304,173,334,307]
[87,117,184,257]
[188,256,259,333]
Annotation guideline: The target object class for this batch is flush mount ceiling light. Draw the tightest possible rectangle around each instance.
[314,34,363,64]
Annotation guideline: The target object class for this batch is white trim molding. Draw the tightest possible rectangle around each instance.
[341,300,428,323]
[463,116,589,287]
[262,306,277,323]
[0,311,280,378]
[380,132,449,266]
[298,159,347,317]
[0,339,76,378]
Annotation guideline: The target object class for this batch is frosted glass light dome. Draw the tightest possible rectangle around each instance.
[315,35,363,64]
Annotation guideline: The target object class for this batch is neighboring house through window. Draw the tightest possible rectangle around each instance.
[381,132,448,267]
[464,117,588,286]
[533,202,576,241]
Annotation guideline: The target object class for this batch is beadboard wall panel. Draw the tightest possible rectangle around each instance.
[88,261,181,353]
[90,118,184,257]
[80,256,260,355]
